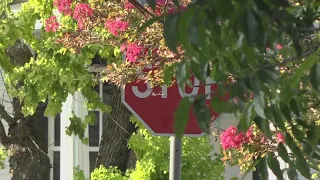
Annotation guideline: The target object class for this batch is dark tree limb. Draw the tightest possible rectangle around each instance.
[0,103,17,126]
[0,120,7,146]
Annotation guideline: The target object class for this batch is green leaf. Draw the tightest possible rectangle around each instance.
[238,103,254,132]
[138,14,166,32]
[193,95,211,133]
[253,94,266,119]
[280,103,292,123]
[309,62,320,91]
[285,134,303,157]
[174,97,192,138]
[164,14,180,53]
[291,126,304,142]
[146,0,156,10]
[256,158,269,180]
[190,60,208,82]
[211,97,236,113]
[176,61,189,90]
[295,157,311,179]
[306,126,320,148]
[178,6,195,54]
[287,165,298,180]
[214,0,234,19]
[272,107,286,131]
[254,116,272,138]
[289,98,301,117]
[243,10,264,46]
[172,0,180,6]
[267,153,284,180]
[277,143,290,163]
[288,52,318,89]
[258,69,279,83]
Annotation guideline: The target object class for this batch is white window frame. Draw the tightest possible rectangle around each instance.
[48,81,104,180]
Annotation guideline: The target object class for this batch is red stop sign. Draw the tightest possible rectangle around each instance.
[122,77,219,136]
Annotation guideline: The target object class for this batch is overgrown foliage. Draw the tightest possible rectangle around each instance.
[74,116,224,180]
[1,0,320,179]
[152,0,320,179]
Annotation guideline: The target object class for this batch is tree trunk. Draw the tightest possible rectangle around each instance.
[96,85,137,172]
[7,103,51,180]
[0,40,51,180]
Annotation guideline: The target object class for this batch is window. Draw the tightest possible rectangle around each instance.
[48,82,104,179]
[88,83,104,173]
[88,110,100,174]
[48,114,61,180]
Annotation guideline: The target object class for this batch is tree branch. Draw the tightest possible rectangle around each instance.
[278,43,320,66]
[0,120,8,146]
[0,104,17,126]
[297,27,320,32]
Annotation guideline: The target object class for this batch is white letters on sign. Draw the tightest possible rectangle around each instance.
[132,81,152,98]
[131,77,215,99]
[178,78,200,98]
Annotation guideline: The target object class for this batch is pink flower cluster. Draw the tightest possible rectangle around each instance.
[72,3,94,30]
[220,126,248,150]
[73,3,94,20]
[120,43,143,62]
[221,126,286,150]
[105,20,129,36]
[45,16,59,32]
[124,2,135,10]
[276,133,285,144]
[156,0,166,7]
[53,0,73,15]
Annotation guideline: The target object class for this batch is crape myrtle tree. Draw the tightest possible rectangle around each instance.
[0,0,319,180]
[0,0,136,179]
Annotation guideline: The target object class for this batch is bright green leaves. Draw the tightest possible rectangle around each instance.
[66,111,98,145]
[174,97,192,138]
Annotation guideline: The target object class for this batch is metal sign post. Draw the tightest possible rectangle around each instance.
[169,136,182,180]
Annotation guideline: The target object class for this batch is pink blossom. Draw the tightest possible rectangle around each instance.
[122,43,143,62]
[276,133,285,144]
[124,2,135,10]
[276,44,283,50]
[73,3,94,21]
[45,16,59,32]
[53,0,73,15]
[156,0,166,7]
[220,126,246,150]
[168,5,186,14]
[245,127,253,142]
[77,19,85,30]
[120,44,126,52]
[105,19,129,36]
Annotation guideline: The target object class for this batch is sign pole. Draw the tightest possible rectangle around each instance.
[169,136,182,180]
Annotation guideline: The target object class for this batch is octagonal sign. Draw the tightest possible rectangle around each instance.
[122,77,220,136]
